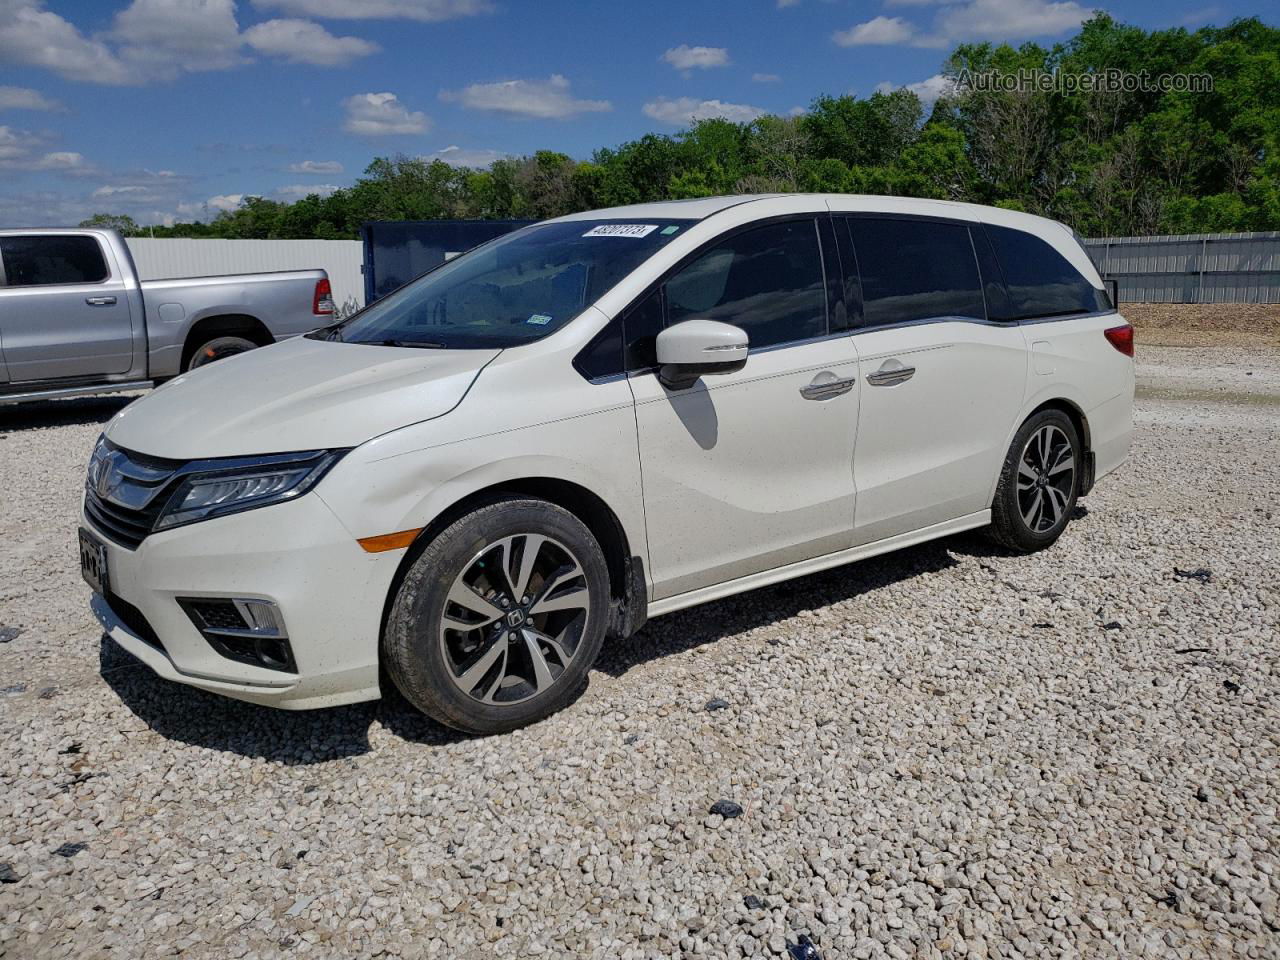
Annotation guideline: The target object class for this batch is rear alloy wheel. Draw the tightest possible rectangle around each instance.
[988,409,1081,552]
[188,335,257,370]
[384,498,610,734]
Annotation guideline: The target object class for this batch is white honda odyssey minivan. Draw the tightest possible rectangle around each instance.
[81,195,1134,733]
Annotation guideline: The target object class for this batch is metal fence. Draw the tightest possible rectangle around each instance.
[125,238,365,311]
[1082,232,1280,304]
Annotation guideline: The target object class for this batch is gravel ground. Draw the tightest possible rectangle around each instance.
[2,346,1278,960]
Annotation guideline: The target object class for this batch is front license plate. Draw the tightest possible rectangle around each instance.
[78,528,109,595]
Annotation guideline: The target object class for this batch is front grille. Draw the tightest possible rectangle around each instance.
[84,442,185,550]
[84,491,164,548]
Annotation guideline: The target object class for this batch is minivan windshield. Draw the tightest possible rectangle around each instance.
[329,219,693,349]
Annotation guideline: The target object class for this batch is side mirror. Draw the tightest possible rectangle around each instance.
[656,319,749,389]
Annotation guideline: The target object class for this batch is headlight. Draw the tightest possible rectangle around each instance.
[154,449,346,531]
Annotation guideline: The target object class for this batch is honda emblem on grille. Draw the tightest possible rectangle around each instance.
[95,451,125,500]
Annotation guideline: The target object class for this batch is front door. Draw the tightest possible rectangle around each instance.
[0,234,135,382]
[629,218,860,601]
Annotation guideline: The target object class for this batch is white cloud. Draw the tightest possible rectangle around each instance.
[251,0,492,20]
[342,92,430,135]
[110,0,247,76]
[244,18,378,65]
[440,75,610,120]
[0,0,138,85]
[0,0,383,86]
[935,0,1091,42]
[875,73,958,108]
[777,0,801,7]
[274,183,339,199]
[641,97,766,127]
[206,193,244,212]
[836,0,1090,49]
[0,124,92,174]
[752,73,781,84]
[0,85,63,111]
[662,45,730,70]
[424,145,506,168]
[288,159,344,174]
[833,16,931,47]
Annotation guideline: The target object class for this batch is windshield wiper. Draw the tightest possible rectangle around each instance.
[370,338,449,349]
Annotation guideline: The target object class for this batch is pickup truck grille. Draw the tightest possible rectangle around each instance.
[84,443,184,550]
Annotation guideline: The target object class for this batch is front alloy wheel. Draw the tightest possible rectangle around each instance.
[440,534,591,706]
[384,498,610,734]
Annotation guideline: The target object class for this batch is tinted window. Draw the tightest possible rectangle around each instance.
[624,288,664,371]
[970,224,1016,321]
[331,219,690,349]
[665,219,826,350]
[0,235,108,286]
[847,217,984,326]
[985,224,1107,319]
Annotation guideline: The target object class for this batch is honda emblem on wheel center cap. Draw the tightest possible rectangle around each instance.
[506,609,525,627]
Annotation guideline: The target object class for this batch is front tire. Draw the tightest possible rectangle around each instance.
[988,409,1081,553]
[384,498,610,735]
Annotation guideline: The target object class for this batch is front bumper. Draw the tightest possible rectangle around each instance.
[85,492,402,710]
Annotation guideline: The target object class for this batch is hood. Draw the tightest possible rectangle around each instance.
[107,336,499,459]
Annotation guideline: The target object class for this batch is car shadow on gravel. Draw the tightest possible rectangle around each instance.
[0,395,135,432]
[595,538,963,677]
[98,636,471,763]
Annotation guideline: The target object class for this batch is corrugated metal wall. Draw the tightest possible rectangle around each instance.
[1082,232,1280,304]
[125,239,365,310]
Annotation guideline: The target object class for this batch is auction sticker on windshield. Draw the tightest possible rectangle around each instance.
[582,224,658,238]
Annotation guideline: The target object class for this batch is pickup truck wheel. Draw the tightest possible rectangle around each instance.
[187,335,257,370]
[384,498,610,735]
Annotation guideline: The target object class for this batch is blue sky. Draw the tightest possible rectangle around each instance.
[0,0,1268,227]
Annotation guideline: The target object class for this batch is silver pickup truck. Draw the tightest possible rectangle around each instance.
[0,228,334,405]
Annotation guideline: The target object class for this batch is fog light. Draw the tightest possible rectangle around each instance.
[177,597,297,673]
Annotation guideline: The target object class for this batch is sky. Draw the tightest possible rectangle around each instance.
[0,0,1270,227]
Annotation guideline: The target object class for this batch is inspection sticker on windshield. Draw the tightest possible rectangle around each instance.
[527,313,553,325]
[583,224,658,238]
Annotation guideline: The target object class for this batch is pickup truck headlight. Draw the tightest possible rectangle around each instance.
[155,449,346,531]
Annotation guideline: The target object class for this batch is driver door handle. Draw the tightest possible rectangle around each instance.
[799,373,857,401]
[85,296,117,306]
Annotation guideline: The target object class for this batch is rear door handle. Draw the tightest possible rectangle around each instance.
[799,372,857,401]
[85,296,117,306]
[867,359,915,387]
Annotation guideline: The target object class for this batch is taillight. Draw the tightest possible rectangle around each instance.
[1104,323,1134,357]
[313,277,335,316]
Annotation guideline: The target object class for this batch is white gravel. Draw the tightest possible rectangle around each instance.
[1,350,1278,960]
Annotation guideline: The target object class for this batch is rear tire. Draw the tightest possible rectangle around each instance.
[384,498,610,735]
[187,335,257,370]
[988,409,1081,553]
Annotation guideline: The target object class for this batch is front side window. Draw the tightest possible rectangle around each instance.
[331,219,691,349]
[664,219,826,350]
[0,235,108,287]
[985,224,1108,320]
[847,217,984,327]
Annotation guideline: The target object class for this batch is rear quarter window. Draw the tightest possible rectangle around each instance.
[985,224,1107,320]
[0,235,109,286]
